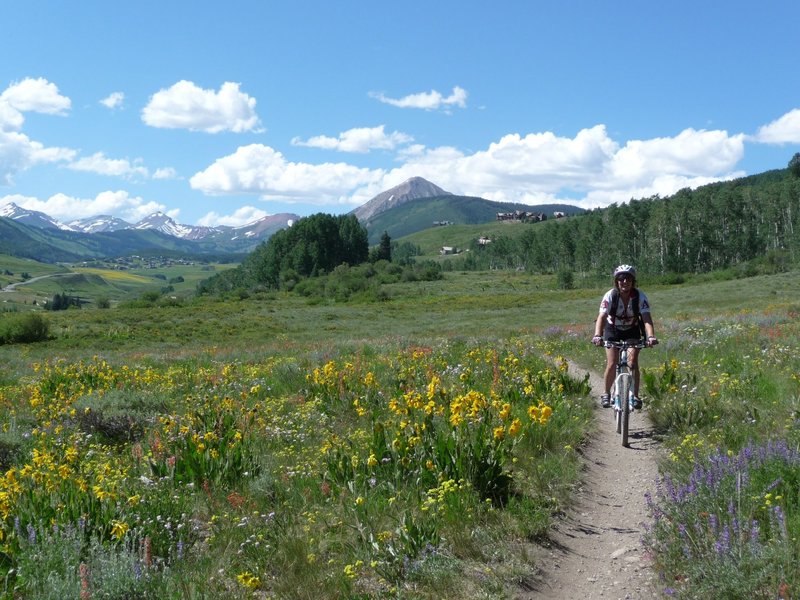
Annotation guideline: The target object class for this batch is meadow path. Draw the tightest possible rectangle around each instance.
[522,361,663,600]
[0,273,65,291]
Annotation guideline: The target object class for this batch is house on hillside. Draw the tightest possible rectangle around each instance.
[440,246,458,255]
[496,210,547,222]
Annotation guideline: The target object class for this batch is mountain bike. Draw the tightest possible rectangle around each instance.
[605,340,647,447]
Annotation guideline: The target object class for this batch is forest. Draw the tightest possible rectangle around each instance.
[456,167,800,276]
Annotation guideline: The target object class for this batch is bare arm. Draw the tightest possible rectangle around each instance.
[594,313,606,337]
[641,313,655,338]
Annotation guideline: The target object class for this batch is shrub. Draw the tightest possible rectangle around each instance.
[0,312,50,344]
[556,268,574,290]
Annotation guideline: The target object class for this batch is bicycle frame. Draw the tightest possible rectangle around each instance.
[605,340,646,447]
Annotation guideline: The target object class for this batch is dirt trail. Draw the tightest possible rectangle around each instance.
[521,361,663,600]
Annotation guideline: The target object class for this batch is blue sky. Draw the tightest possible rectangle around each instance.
[2,1,799,227]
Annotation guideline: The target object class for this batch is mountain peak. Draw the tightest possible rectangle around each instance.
[352,177,452,222]
[1,202,75,230]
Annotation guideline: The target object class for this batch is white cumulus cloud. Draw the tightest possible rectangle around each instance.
[153,167,178,180]
[0,79,75,183]
[370,86,468,111]
[141,80,262,133]
[68,152,149,179]
[292,125,413,153]
[190,143,384,203]
[0,130,76,185]
[100,92,125,110]
[197,205,270,227]
[753,108,800,144]
[355,125,745,208]
[0,78,71,117]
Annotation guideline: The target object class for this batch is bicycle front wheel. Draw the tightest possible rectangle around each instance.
[618,370,631,446]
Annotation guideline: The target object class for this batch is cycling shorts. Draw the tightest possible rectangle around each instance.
[603,324,642,342]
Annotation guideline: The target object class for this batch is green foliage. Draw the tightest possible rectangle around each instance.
[369,230,392,263]
[392,240,422,265]
[0,312,50,344]
[199,213,369,295]
[789,152,800,178]
[556,267,574,290]
[45,292,82,311]
[283,258,441,302]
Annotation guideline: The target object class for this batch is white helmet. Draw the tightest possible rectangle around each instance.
[613,264,636,278]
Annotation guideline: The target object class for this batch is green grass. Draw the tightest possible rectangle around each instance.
[0,267,799,598]
[0,259,238,311]
[398,220,544,257]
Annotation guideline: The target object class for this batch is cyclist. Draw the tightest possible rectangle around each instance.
[591,265,658,408]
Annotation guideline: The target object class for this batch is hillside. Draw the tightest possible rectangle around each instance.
[363,195,582,244]
[0,217,244,263]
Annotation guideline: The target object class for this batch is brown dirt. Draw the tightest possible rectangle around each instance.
[519,361,664,600]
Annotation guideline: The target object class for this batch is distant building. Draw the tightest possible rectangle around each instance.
[496,210,547,222]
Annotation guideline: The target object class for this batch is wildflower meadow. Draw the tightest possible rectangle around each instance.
[0,332,590,598]
[1,268,799,598]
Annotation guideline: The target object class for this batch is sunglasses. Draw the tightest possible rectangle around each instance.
[616,275,633,282]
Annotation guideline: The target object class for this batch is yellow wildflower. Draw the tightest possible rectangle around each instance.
[110,520,129,541]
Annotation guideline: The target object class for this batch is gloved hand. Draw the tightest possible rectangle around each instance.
[646,336,659,347]
[591,335,603,346]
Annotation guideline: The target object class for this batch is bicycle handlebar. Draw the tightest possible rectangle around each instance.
[603,340,648,349]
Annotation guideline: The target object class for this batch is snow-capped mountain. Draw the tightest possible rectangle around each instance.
[1,202,78,231]
[68,215,132,233]
[0,201,302,252]
[132,212,200,239]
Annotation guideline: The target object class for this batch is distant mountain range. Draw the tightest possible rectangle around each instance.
[0,202,299,244]
[0,177,583,262]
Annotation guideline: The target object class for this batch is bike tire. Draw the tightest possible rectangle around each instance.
[612,381,622,434]
[618,370,631,447]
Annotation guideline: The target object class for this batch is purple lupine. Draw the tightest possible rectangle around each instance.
[749,519,761,546]
[771,505,787,539]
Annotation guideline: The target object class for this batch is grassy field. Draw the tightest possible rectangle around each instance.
[0,268,798,598]
[398,220,541,257]
[0,259,237,311]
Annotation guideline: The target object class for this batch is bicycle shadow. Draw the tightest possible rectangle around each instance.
[625,422,660,451]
